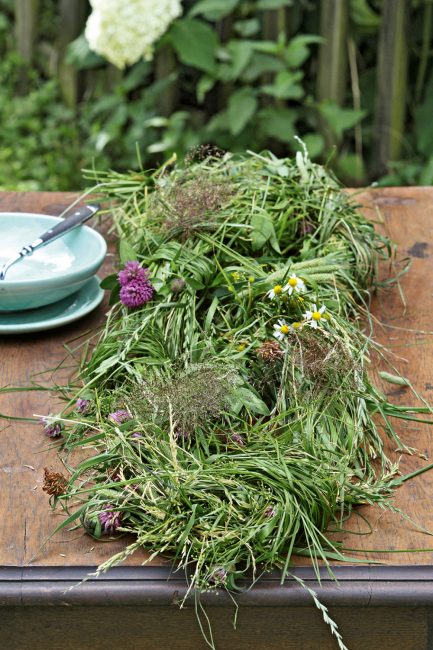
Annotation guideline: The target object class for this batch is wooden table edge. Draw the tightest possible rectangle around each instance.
[0,564,432,607]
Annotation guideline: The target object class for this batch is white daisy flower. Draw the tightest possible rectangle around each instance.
[303,304,327,329]
[267,284,283,300]
[283,274,306,296]
[273,319,290,340]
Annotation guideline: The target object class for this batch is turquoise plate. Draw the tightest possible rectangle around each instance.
[0,276,104,334]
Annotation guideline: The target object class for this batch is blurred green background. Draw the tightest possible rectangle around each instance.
[1,0,432,191]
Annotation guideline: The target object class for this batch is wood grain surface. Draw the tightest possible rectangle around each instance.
[1,188,433,570]
[0,605,428,649]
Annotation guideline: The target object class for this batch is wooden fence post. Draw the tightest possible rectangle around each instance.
[316,0,348,148]
[372,0,409,177]
[58,0,87,109]
[14,0,40,92]
[317,0,348,106]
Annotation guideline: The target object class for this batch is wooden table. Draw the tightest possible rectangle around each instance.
[1,189,433,649]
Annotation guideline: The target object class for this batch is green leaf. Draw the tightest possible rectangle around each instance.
[316,101,367,140]
[251,210,278,251]
[261,70,304,100]
[379,371,410,387]
[350,0,380,32]
[100,274,118,290]
[233,386,270,415]
[257,0,293,8]
[206,109,229,133]
[259,107,297,143]
[225,40,254,81]
[241,51,285,82]
[336,153,367,184]
[196,75,215,103]
[227,88,258,135]
[66,35,105,70]
[170,19,218,74]
[119,239,137,264]
[233,18,260,37]
[284,35,322,68]
[184,277,205,290]
[95,355,120,376]
[302,133,325,159]
[189,0,240,20]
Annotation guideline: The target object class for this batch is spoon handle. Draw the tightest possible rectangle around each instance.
[35,204,101,246]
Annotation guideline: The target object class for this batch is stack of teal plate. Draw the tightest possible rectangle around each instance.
[0,213,106,334]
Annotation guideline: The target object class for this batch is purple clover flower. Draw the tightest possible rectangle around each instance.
[131,431,143,439]
[40,416,62,438]
[108,409,131,425]
[119,279,154,309]
[230,433,245,447]
[210,566,228,585]
[76,398,90,414]
[118,261,149,287]
[99,505,122,534]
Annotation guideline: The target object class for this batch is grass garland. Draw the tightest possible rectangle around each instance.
[43,147,433,649]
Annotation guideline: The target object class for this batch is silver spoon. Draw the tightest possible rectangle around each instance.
[0,204,101,281]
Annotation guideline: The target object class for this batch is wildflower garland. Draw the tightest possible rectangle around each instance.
[43,148,433,649]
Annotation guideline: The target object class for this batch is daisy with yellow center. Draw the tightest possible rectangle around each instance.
[267,284,283,300]
[283,274,306,296]
[303,304,327,329]
[291,321,303,331]
[273,319,290,340]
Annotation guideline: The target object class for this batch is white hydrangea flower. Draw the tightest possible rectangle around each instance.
[85,0,183,69]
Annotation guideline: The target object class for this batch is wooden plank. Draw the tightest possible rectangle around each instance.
[0,188,433,570]
[0,605,428,649]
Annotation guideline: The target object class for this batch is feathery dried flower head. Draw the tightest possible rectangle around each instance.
[120,279,154,308]
[118,261,149,287]
[153,176,234,239]
[99,504,123,534]
[42,468,68,497]
[185,144,226,164]
[132,363,238,432]
[108,409,131,425]
[257,340,284,364]
[40,416,62,438]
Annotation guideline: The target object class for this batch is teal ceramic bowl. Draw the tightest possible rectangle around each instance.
[0,213,107,311]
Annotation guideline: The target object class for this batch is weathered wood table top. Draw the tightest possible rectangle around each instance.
[1,188,433,630]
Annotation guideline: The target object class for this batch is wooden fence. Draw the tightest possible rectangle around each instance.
[12,0,424,176]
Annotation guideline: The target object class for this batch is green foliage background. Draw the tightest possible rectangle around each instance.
[1,0,433,190]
